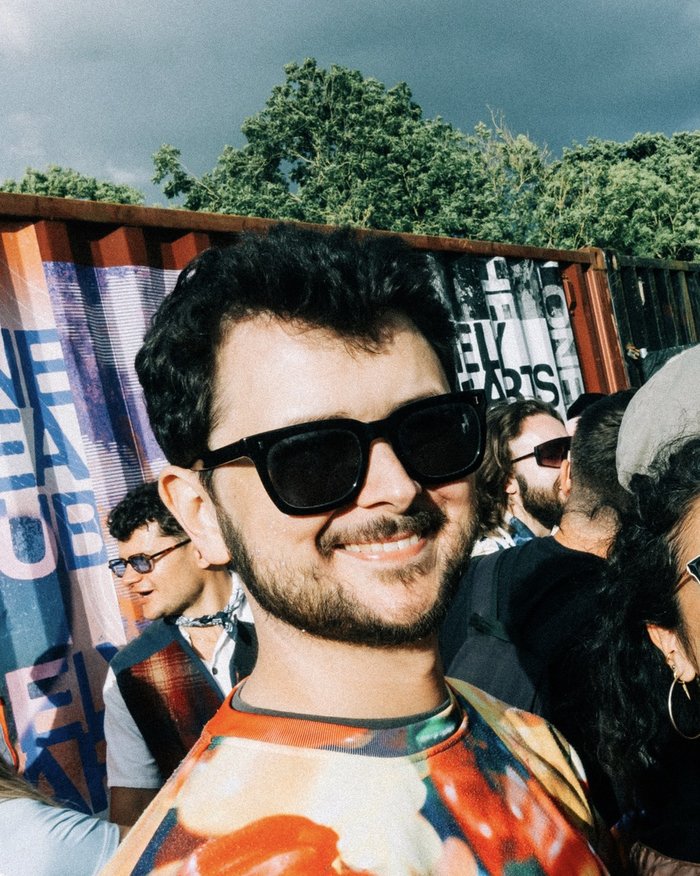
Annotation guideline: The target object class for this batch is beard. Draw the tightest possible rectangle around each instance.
[516,473,564,531]
[212,496,475,647]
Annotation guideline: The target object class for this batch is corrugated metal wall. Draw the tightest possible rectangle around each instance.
[0,192,631,812]
[605,251,700,384]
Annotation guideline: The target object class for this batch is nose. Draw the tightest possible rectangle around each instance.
[121,563,143,588]
[355,439,421,512]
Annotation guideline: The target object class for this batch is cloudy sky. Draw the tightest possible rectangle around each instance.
[1,0,698,204]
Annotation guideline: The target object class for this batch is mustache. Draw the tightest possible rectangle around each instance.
[317,506,447,557]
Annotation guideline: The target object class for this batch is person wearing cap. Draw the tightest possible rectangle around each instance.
[472,397,570,556]
[616,344,700,490]
[103,225,610,875]
[103,481,256,827]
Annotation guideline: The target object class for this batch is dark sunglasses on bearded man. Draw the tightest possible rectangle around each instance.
[512,435,571,469]
[192,390,487,516]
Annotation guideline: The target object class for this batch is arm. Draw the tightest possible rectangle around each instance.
[108,787,159,829]
[103,667,163,826]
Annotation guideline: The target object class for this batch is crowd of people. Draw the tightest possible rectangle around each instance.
[0,225,698,875]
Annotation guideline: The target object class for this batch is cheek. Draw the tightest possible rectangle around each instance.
[528,467,559,490]
[223,469,330,555]
[431,479,474,521]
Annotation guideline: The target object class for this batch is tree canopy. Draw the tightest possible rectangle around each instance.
[0,165,144,206]
[152,60,548,244]
[3,61,698,260]
[152,60,698,260]
[532,132,700,260]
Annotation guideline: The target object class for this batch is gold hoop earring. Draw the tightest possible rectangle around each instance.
[667,672,700,740]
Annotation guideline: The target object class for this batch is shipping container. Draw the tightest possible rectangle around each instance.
[0,191,656,811]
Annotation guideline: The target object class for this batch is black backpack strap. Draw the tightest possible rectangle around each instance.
[467,549,512,643]
[229,620,258,682]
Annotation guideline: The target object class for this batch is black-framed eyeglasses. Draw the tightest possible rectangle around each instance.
[192,390,487,516]
[688,556,700,586]
[512,435,571,469]
[108,539,191,579]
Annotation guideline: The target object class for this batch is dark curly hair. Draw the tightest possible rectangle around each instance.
[474,397,562,539]
[107,481,185,542]
[135,224,458,467]
[586,435,700,799]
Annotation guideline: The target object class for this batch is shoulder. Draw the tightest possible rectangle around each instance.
[110,619,179,675]
[502,536,603,589]
[447,679,599,835]
[449,677,561,752]
[470,535,549,577]
[0,798,120,875]
[471,526,516,556]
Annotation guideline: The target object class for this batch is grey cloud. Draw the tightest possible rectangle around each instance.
[0,0,697,203]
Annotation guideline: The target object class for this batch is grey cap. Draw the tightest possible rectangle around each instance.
[616,344,700,490]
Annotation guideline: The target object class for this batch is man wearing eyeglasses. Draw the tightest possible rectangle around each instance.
[104,226,609,874]
[472,398,570,556]
[102,482,255,827]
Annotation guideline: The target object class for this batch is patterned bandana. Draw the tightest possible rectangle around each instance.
[172,590,244,637]
[509,516,536,547]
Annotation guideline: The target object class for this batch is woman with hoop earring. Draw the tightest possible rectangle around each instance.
[584,435,700,873]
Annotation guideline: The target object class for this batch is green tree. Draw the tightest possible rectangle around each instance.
[466,115,549,245]
[7,61,687,260]
[154,62,699,259]
[0,165,145,205]
[533,133,700,260]
[152,59,547,241]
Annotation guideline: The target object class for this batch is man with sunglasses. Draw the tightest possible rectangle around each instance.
[102,482,256,827]
[104,225,609,874]
[472,398,570,556]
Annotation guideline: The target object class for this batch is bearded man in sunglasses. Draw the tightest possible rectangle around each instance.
[472,398,570,557]
[104,225,610,875]
[102,482,256,827]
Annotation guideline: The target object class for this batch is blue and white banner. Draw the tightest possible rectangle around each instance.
[0,240,583,813]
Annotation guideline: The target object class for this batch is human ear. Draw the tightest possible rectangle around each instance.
[158,466,231,566]
[646,623,697,683]
[505,474,518,497]
[559,458,572,501]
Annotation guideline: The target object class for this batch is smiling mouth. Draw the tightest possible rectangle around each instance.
[341,533,421,554]
[317,506,446,560]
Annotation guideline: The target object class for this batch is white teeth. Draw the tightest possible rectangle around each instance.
[342,533,420,553]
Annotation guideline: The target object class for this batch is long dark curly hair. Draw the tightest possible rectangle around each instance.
[586,435,700,802]
[474,397,562,539]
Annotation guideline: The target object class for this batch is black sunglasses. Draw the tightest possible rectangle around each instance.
[193,390,487,515]
[688,556,700,586]
[108,539,191,579]
[512,435,571,468]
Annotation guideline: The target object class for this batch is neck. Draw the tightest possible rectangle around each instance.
[241,606,447,720]
[508,504,549,538]
[180,569,233,619]
[553,509,619,558]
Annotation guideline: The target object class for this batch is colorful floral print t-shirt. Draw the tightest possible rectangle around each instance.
[102,679,609,875]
